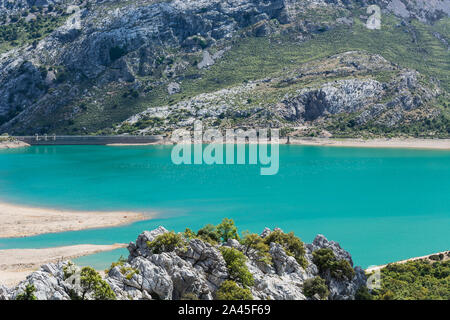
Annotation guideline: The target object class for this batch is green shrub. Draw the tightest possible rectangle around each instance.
[16,284,37,300]
[63,261,78,280]
[216,280,253,300]
[146,231,186,254]
[220,247,254,288]
[79,267,116,300]
[105,255,127,274]
[355,286,373,300]
[181,292,199,300]
[196,224,221,245]
[216,218,240,242]
[191,35,208,49]
[332,259,356,281]
[312,248,355,281]
[240,232,271,264]
[183,228,197,241]
[264,230,307,268]
[121,266,139,280]
[303,277,329,300]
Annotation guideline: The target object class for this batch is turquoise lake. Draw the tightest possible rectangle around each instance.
[0,145,449,269]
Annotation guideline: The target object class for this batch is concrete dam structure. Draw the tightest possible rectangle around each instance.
[14,135,165,146]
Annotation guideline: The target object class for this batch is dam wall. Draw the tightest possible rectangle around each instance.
[13,135,165,145]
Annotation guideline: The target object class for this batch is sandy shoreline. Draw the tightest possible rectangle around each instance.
[0,202,152,239]
[2,137,448,150]
[105,138,450,150]
[365,250,450,273]
[285,138,450,150]
[0,244,126,287]
[0,140,30,149]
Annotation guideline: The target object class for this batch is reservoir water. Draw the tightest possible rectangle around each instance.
[0,145,449,269]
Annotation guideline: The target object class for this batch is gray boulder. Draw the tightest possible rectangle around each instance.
[10,262,71,300]
[128,226,169,259]
[178,239,229,289]
[248,241,308,300]
[0,284,10,300]
[306,234,366,300]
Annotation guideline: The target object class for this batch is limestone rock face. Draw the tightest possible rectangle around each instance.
[305,234,367,300]
[177,239,229,290]
[8,262,72,300]
[281,79,384,122]
[0,1,447,135]
[3,227,366,300]
[247,242,308,300]
[111,238,228,300]
[118,228,366,300]
[119,50,439,136]
[308,234,354,266]
[128,226,169,259]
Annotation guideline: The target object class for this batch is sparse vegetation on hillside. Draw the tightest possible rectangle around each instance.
[215,280,253,300]
[0,12,65,53]
[369,259,450,300]
[313,248,355,281]
[9,9,446,136]
[15,284,37,300]
[146,231,186,254]
[264,229,307,268]
[220,247,255,288]
[303,277,329,300]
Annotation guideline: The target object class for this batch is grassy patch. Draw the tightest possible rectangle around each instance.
[0,14,66,53]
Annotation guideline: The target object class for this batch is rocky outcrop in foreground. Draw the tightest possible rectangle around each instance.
[0,226,366,300]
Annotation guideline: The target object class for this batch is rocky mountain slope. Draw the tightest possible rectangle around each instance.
[0,226,366,300]
[0,0,449,137]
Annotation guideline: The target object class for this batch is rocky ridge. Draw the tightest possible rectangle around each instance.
[0,227,366,300]
[0,0,448,136]
[119,51,439,135]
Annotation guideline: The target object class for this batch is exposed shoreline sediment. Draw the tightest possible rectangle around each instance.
[285,138,450,150]
[105,137,450,150]
[0,140,30,149]
[0,244,126,287]
[365,250,450,273]
[3,137,449,150]
[0,201,152,239]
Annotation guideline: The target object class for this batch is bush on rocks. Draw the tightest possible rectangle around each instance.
[80,267,116,300]
[216,280,253,300]
[16,284,37,300]
[220,247,254,288]
[196,224,221,245]
[217,218,240,242]
[264,230,307,268]
[147,231,186,254]
[312,248,355,281]
[241,232,271,264]
[303,277,329,300]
